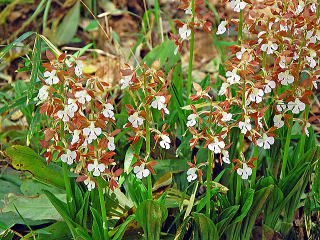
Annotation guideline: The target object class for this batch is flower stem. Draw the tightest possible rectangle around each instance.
[280,117,293,179]
[237,10,244,44]
[145,119,152,199]
[206,150,213,217]
[187,0,195,102]
[98,180,109,240]
[250,146,259,186]
[298,106,310,159]
[62,163,75,216]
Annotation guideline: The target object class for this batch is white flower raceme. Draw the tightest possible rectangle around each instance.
[102,103,115,120]
[61,149,77,165]
[44,70,59,85]
[75,61,84,77]
[310,3,317,12]
[276,100,287,112]
[264,80,276,93]
[287,98,305,114]
[293,52,299,61]
[179,24,191,40]
[218,83,229,96]
[120,75,133,89]
[186,114,197,127]
[221,112,232,122]
[83,122,102,144]
[257,133,275,149]
[37,85,50,102]
[306,30,317,45]
[239,116,252,134]
[128,112,144,128]
[216,21,228,35]
[257,31,266,44]
[75,90,92,104]
[236,47,246,60]
[279,23,288,32]
[257,117,263,128]
[306,56,317,68]
[185,5,192,15]
[313,76,319,89]
[84,178,95,191]
[88,161,105,177]
[67,98,78,114]
[230,0,247,12]
[261,41,278,55]
[279,56,287,69]
[151,96,169,114]
[71,129,81,145]
[222,150,230,164]
[278,71,294,85]
[133,163,150,179]
[107,136,115,151]
[187,168,197,182]
[57,106,75,122]
[249,88,264,103]
[159,135,171,149]
[273,114,284,128]
[295,0,305,15]
[208,137,225,154]
[237,163,252,180]
[226,69,241,85]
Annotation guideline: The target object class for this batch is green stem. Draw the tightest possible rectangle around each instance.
[235,174,241,205]
[206,151,213,217]
[145,120,152,199]
[187,0,195,102]
[235,9,244,205]
[250,146,259,186]
[154,0,163,43]
[62,163,75,216]
[280,117,293,179]
[98,180,109,240]
[237,10,244,44]
[298,106,310,159]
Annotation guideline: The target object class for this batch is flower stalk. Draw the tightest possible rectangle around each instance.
[206,150,213,216]
[98,179,109,240]
[187,0,195,102]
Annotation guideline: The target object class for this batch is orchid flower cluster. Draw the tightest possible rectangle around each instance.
[120,62,172,179]
[171,0,212,54]
[36,51,122,191]
[185,0,319,180]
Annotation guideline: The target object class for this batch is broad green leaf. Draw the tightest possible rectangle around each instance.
[142,40,180,73]
[43,190,78,238]
[184,182,198,219]
[124,139,143,173]
[4,145,65,189]
[111,215,135,240]
[0,180,21,207]
[242,185,274,240]
[2,193,65,221]
[20,179,64,196]
[135,199,167,240]
[192,213,219,240]
[217,205,240,236]
[124,174,148,207]
[55,1,80,45]
[91,207,103,240]
[233,188,254,223]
